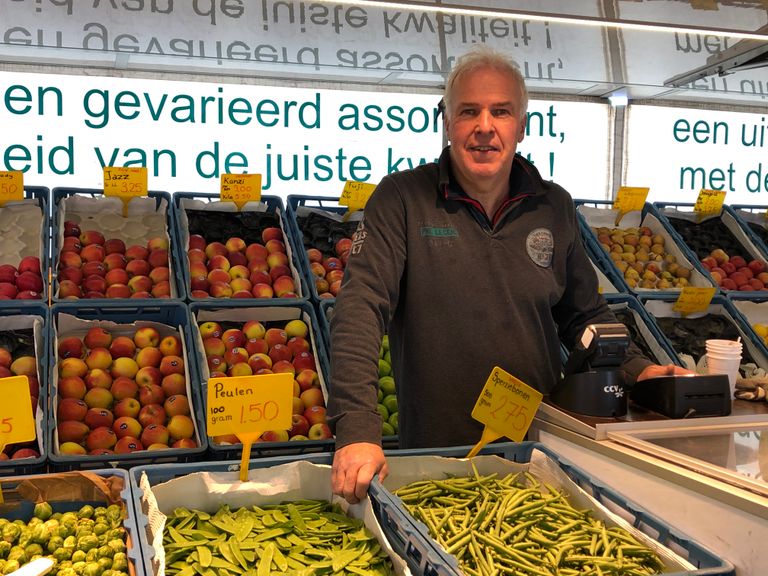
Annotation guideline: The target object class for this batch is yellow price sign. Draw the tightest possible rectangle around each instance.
[0,171,24,207]
[103,166,148,216]
[207,373,293,481]
[340,180,376,213]
[693,188,726,219]
[673,286,716,315]
[467,366,543,458]
[0,376,36,448]
[613,186,649,225]
[221,173,262,210]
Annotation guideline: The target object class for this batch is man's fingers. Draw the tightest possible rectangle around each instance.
[353,462,381,502]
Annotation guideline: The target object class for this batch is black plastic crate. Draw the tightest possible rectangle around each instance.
[50,187,185,302]
[369,442,734,576]
[728,204,768,260]
[286,195,361,303]
[48,301,208,470]
[0,186,50,303]
[575,200,715,295]
[0,303,48,474]
[188,300,333,458]
[0,468,144,576]
[724,292,768,363]
[172,192,308,304]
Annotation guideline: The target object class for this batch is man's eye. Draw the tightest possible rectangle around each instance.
[492,109,512,117]
[459,108,476,116]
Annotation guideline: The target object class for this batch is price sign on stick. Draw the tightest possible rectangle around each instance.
[467,366,542,458]
[103,167,147,217]
[694,189,726,220]
[613,186,649,226]
[673,286,716,316]
[340,180,376,217]
[207,373,293,481]
[0,171,23,207]
[0,376,36,502]
[221,174,262,210]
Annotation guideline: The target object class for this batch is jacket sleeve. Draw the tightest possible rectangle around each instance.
[327,177,408,449]
[552,200,654,382]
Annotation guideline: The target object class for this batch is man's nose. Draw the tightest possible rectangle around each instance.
[475,109,494,133]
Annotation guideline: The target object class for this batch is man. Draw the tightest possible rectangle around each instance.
[328,47,687,504]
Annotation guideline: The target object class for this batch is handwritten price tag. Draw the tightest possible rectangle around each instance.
[673,286,716,315]
[694,189,726,219]
[207,373,292,481]
[613,186,649,225]
[466,366,543,458]
[0,171,24,207]
[340,180,376,213]
[221,173,262,210]
[103,167,147,216]
[0,376,36,448]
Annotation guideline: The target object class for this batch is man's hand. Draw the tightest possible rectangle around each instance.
[332,442,388,504]
[637,364,694,381]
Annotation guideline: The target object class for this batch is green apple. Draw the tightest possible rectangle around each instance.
[378,376,396,397]
[377,359,391,377]
[382,394,398,415]
[381,334,389,352]
[384,351,391,365]
[376,404,389,422]
[382,422,395,436]
[388,412,398,432]
[377,387,383,402]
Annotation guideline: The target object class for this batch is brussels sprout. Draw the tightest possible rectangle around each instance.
[71,550,86,564]
[75,526,93,540]
[24,543,43,557]
[51,513,62,521]
[85,549,98,563]
[47,536,64,554]
[57,525,74,540]
[93,508,107,520]
[105,507,122,527]
[107,539,125,555]
[77,535,99,553]
[77,506,95,520]
[31,525,50,545]
[105,529,124,542]
[7,546,26,564]
[53,546,73,562]
[0,542,10,559]
[64,536,77,549]
[97,557,112,571]
[32,502,53,520]
[61,513,78,526]
[11,521,24,529]
[43,519,59,531]
[110,553,127,572]
[17,527,32,548]
[2,524,20,544]
[58,561,73,571]
[96,546,113,560]
[27,517,43,528]
[72,560,86,575]
[92,523,109,538]
[83,561,103,576]
[0,521,7,530]
[59,568,78,576]
[2,559,19,574]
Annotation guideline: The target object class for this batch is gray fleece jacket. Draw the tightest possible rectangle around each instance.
[328,147,652,449]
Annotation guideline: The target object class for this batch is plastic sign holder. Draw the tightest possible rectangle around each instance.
[467,366,542,458]
[220,173,262,210]
[207,373,293,481]
[673,286,716,316]
[340,180,376,220]
[0,171,23,207]
[0,376,36,503]
[613,186,649,226]
[103,166,148,217]
[694,188,726,221]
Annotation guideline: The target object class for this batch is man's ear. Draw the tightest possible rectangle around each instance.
[517,115,527,143]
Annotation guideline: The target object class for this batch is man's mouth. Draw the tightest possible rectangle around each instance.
[469,145,497,152]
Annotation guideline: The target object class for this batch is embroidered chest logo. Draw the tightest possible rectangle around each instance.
[420,227,458,238]
[351,220,367,254]
[526,228,553,268]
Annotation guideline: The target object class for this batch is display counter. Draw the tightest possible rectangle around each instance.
[531,399,768,575]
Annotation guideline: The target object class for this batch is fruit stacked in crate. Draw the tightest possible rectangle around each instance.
[52,190,182,301]
[51,305,206,466]
[0,306,47,469]
[287,195,361,301]
[191,303,332,452]
[376,335,398,437]
[174,193,306,301]
[0,188,47,301]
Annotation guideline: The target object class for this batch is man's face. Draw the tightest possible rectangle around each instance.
[445,67,527,184]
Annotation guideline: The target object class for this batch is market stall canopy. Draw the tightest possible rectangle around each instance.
[0,0,766,109]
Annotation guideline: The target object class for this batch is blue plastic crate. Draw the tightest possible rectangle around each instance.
[50,187,185,302]
[0,467,144,576]
[728,204,768,261]
[0,303,49,474]
[724,292,768,362]
[286,195,361,303]
[639,293,768,371]
[652,201,768,296]
[0,186,50,303]
[188,300,333,458]
[172,192,308,304]
[48,301,208,470]
[575,199,715,295]
[368,442,734,576]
